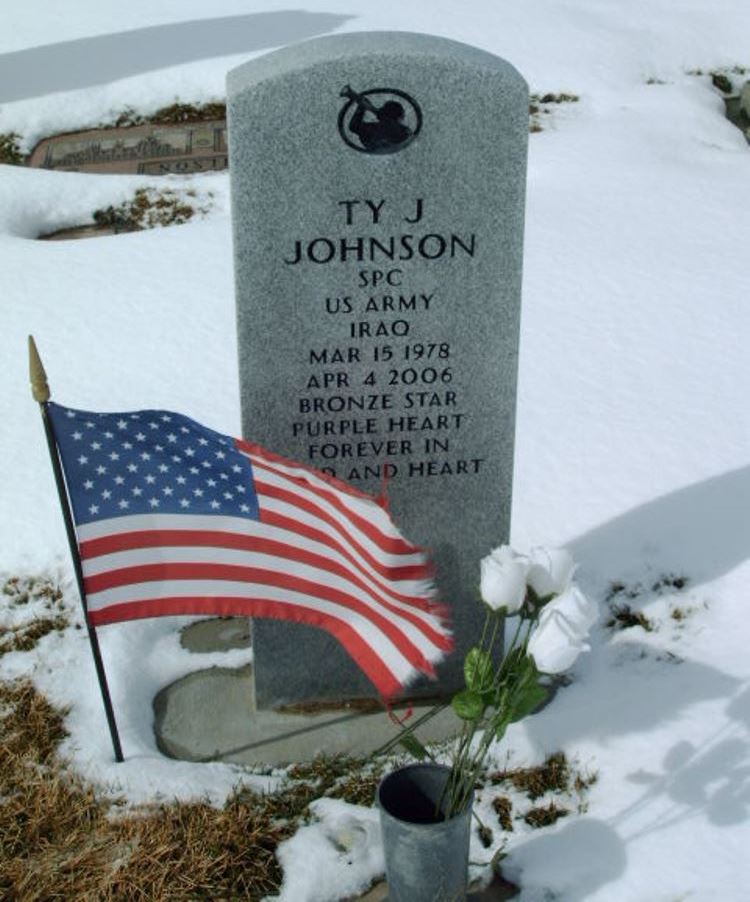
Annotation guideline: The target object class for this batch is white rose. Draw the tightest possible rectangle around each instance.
[543,585,598,633]
[480,545,529,614]
[528,610,588,673]
[527,547,576,598]
[527,586,597,674]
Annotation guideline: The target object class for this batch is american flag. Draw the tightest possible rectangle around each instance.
[47,402,452,698]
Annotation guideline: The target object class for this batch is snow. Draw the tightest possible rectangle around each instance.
[275,798,385,902]
[2,1,750,899]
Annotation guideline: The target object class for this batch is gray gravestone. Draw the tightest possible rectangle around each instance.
[228,31,528,709]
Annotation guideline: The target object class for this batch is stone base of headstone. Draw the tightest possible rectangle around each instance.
[179,616,251,652]
[153,662,461,766]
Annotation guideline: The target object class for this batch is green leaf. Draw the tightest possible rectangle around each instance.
[464,646,494,691]
[480,686,497,708]
[500,645,526,678]
[452,689,484,722]
[398,733,429,760]
[509,682,549,723]
[494,719,509,741]
[493,685,509,712]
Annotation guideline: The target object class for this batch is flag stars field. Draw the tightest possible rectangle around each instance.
[50,405,262,525]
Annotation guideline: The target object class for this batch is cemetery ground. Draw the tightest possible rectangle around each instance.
[0,575,600,899]
[0,564,741,900]
[2,1,750,900]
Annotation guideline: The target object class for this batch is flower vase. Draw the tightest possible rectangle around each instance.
[377,763,473,902]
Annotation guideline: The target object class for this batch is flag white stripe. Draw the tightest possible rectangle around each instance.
[248,495,428,592]
[77,513,247,542]
[249,464,419,567]
[85,579,418,683]
[258,494,426,570]
[246,449,399,534]
[81,544,445,655]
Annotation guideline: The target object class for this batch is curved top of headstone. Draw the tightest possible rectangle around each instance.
[227,30,526,95]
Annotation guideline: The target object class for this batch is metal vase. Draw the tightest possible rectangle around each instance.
[377,763,473,902]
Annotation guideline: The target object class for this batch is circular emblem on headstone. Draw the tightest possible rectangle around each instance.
[338,85,422,154]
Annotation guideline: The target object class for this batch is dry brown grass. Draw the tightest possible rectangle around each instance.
[485,752,597,828]
[0,570,383,901]
[528,91,579,132]
[0,679,323,900]
[92,187,211,233]
[490,751,571,801]
[607,603,653,633]
[287,753,384,808]
[0,614,71,657]
[113,102,227,128]
[523,801,569,829]
[492,795,514,832]
[0,132,23,165]
[1,575,73,657]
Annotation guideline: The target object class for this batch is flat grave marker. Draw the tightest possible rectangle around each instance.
[28,121,228,175]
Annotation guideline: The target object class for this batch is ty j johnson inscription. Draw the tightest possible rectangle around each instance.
[283,198,476,265]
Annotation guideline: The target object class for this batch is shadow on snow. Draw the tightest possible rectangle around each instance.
[0,11,354,102]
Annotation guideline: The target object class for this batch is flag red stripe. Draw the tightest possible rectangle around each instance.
[87,595,403,698]
[249,458,415,556]
[237,438,377,501]
[254,476,425,572]
[244,437,410,549]
[80,530,449,647]
[84,562,441,671]
[259,509,431,588]
[259,510,445,617]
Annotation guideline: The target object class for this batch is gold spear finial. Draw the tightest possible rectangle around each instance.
[28,335,50,403]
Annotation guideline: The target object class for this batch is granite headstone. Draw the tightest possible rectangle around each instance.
[228,31,528,708]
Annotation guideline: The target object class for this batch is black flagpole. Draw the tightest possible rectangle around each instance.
[28,336,124,763]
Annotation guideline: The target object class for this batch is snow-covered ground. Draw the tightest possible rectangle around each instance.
[2,2,750,899]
